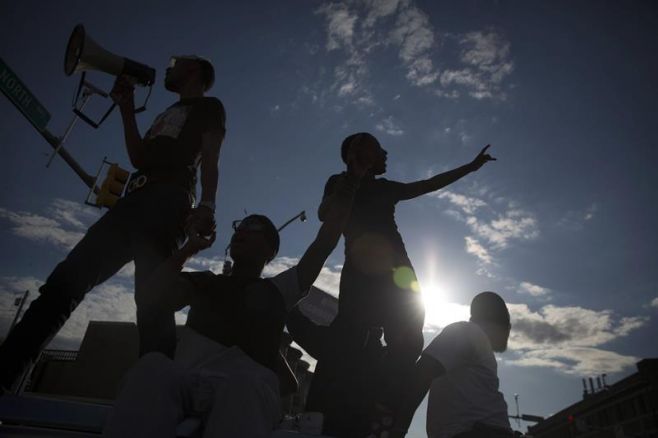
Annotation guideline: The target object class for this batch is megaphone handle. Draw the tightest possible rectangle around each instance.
[134,84,153,114]
[97,103,117,125]
[73,102,116,129]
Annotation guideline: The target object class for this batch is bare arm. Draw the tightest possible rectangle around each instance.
[317,175,339,222]
[396,145,496,201]
[389,355,446,437]
[198,128,223,204]
[145,232,216,311]
[297,173,359,292]
[110,76,147,168]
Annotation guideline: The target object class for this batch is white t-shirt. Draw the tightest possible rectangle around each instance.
[424,321,511,438]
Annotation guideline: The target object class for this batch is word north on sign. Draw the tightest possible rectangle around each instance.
[0,57,51,132]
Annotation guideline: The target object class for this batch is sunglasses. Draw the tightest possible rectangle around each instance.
[168,56,201,68]
[232,218,268,232]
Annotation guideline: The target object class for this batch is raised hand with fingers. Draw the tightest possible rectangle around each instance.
[469,144,496,171]
[181,228,216,259]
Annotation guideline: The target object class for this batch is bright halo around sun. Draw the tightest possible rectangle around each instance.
[421,282,470,329]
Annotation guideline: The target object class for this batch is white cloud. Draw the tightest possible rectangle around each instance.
[584,203,597,221]
[0,275,144,351]
[507,348,638,376]
[651,297,658,308]
[0,208,84,250]
[465,208,538,249]
[436,190,486,215]
[557,203,599,230]
[390,5,439,86]
[464,236,492,265]
[263,256,342,298]
[316,2,358,51]
[505,303,647,375]
[375,115,404,136]
[440,30,514,100]
[312,265,342,298]
[434,188,539,270]
[116,262,136,278]
[362,0,407,27]
[313,1,514,105]
[518,281,550,297]
[0,199,100,251]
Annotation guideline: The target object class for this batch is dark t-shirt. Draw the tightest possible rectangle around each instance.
[138,96,226,193]
[181,271,286,372]
[322,173,412,271]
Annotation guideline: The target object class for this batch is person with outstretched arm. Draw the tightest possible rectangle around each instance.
[379,292,513,438]
[103,153,369,438]
[0,55,225,392]
[316,132,496,420]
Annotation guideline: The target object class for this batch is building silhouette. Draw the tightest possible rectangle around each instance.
[527,359,658,438]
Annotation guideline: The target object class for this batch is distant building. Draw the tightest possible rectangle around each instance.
[26,321,145,400]
[527,359,658,438]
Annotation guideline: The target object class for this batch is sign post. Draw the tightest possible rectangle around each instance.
[0,57,97,189]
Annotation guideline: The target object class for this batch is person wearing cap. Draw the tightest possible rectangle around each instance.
[102,152,369,438]
[0,55,225,392]
[379,292,513,438]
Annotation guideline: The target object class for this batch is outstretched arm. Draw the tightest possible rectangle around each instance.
[396,145,496,201]
[110,76,147,168]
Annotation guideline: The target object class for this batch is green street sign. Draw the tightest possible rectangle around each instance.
[0,57,51,131]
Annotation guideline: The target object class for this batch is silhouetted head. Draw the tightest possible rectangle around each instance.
[469,291,511,352]
[229,215,280,269]
[165,55,215,93]
[341,132,387,175]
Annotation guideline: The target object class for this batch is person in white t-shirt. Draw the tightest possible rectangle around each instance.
[384,291,513,438]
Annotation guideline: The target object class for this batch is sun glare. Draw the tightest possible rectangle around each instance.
[421,282,470,329]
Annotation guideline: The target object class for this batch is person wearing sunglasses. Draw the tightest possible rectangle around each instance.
[0,55,225,393]
[103,153,369,438]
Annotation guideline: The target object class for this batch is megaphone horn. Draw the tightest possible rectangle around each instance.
[64,24,155,86]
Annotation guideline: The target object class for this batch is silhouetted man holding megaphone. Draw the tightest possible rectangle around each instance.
[0,54,226,393]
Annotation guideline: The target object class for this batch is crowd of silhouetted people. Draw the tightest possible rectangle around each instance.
[0,54,515,438]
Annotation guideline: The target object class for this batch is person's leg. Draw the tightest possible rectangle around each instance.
[0,203,134,391]
[313,266,383,437]
[201,363,281,438]
[379,285,425,407]
[383,288,425,365]
[130,184,190,358]
[103,353,185,438]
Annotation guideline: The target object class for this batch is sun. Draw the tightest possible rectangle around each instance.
[421,281,470,329]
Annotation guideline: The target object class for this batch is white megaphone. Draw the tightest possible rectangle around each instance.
[64,24,155,86]
[63,24,155,127]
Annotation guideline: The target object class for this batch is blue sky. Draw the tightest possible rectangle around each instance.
[1,0,657,435]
